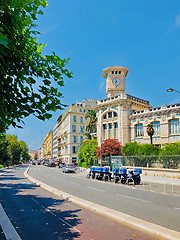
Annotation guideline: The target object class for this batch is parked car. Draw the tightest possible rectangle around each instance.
[62,164,75,173]
[48,162,56,167]
[59,163,65,168]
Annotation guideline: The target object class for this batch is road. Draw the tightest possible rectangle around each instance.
[0,165,153,240]
[28,165,180,232]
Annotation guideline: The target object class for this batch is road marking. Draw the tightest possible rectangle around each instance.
[0,203,22,240]
[70,182,80,186]
[115,194,152,203]
[174,207,180,211]
[31,198,81,233]
[87,186,106,192]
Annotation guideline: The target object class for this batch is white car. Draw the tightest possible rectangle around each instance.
[62,164,75,173]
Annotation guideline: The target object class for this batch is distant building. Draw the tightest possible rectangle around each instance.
[29,150,38,160]
[53,123,58,160]
[43,131,53,159]
[57,99,97,164]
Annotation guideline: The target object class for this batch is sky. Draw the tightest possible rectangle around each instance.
[7,0,180,151]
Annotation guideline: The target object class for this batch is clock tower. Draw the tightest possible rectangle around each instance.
[102,66,129,98]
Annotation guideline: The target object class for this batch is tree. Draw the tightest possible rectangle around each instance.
[96,139,122,158]
[146,124,154,144]
[85,110,97,134]
[122,142,160,167]
[0,133,9,165]
[0,0,72,133]
[6,135,22,165]
[159,143,180,169]
[77,139,98,166]
[19,140,30,162]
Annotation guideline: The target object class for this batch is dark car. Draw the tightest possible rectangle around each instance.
[59,163,65,168]
[48,162,56,167]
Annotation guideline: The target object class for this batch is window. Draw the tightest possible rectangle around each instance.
[73,135,78,143]
[72,146,76,154]
[115,71,117,74]
[80,116,83,123]
[80,125,84,133]
[169,119,179,134]
[114,112,118,117]
[119,71,121,74]
[73,116,76,122]
[136,124,144,137]
[79,109,82,112]
[80,135,83,143]
[112,71,114,74]
[114,122,118,138]
[153,122,160,136]
[103,124,107,139]
[103,124,108,139]
[108,112,112,118]
[109,123,113,138]
[72,125,76,132]
[103,114,107,119]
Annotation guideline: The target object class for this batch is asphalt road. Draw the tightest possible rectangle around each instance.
[28,165,180,232]
[0,165,154,240]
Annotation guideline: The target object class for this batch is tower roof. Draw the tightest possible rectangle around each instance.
[102,66,129,78]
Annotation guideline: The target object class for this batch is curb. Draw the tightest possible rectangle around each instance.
[24,166,180,240]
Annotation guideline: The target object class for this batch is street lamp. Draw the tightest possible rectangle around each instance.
[167,88,180,94]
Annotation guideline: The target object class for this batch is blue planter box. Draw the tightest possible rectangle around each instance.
[113,168,119,173]
[120,168,127,174]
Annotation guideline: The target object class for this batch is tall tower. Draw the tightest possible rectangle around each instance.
[102,66,129,98]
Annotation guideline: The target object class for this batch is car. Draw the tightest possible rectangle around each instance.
[59,163,65,168]
[48,162,56,167]
[62,164,75,173]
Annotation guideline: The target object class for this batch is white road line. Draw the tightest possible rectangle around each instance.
[115,194,152,203]
[87,186,106,192]
[31,198,81,233]
[174,207,180,211]
[0,203,22,240]
[70,182,80,186]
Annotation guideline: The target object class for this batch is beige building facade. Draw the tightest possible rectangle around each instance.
[43,131,53,159]
[57,99,97,164]
[97,66,180,147]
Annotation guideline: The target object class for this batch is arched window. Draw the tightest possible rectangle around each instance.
[169,119,179,134]
[136,124,143,137]
[153,121,160,135]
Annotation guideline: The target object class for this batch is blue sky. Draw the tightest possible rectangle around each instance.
[7,0,180,151]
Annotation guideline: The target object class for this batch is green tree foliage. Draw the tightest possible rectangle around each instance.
[0,134,30,166]
[0,133,9,165]
[19,140,31,161]
[146,123,154,144]
[0,0,72,133]
[78,139,98,166]
[122,142,160,167]
[85,110,97,135]
[96,139,122,158]
[6,135,22,165]
[159,143,180,169]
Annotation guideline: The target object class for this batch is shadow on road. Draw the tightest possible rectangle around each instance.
[0,166,82,240]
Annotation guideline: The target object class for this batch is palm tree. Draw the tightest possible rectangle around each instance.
[85,110,97,134]
[146,123,154,145]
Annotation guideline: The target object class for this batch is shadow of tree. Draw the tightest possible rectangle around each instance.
[0,166,82,240]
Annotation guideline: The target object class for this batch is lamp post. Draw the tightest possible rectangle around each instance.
[167,88,180,94]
